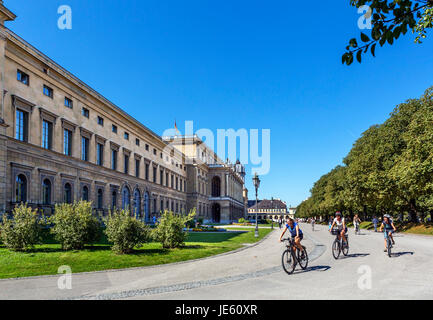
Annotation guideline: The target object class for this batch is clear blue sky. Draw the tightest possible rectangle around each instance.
[6,0,433,207]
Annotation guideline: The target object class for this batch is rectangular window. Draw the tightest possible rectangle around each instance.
[97,116,104,126]
[135,138,140,146]
[124,132,129,140]
[160,170,163,185]
[42,120,53,150]
[112,124,117,133]
[176,177,178,190]
[63,129,72,156]
[153,148,157,155]
[64,97,73,109]
[81,136,89,161]
[82,107,89,118]
[171,175,174,188]
[97,143,104,166]
[111,149,118,170]
[135,159,140,178]
[153,167,157,183]
[43,85,53,98]
[15,109,28,142]
[145,164,149,180]
[145,144,149,151]
[124,154,129,174]
[17,70,30,85]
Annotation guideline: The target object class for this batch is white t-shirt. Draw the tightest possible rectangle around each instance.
[333,217,345,230]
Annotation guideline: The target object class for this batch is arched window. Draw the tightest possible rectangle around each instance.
[64,183,72,204]
[211,176,221,197]
[122,186,131,210]
[42,179,51,205]
[111,190,117,209]
[97,189,103,209]
[133,189,141,218]
[16,174,27,203]
[82,186,89,201]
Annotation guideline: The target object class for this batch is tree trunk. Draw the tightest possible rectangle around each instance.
[408,199,418,223]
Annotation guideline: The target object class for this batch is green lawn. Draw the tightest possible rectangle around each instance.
[0,228,273,279]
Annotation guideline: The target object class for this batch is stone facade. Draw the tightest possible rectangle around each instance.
[0,2,247,222]
[163,135,246,224]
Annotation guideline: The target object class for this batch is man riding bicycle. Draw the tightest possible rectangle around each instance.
[380,214,397,252]
[329,212,347,244]
[279,218,304,252]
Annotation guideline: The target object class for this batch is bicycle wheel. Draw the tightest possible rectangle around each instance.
[282,249,296,275]
[332,240,340,259]
[387,239,392,258]
[297,246,309,270]
[342,239,349,256]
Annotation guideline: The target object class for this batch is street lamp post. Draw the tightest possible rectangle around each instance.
[252,173,261,238]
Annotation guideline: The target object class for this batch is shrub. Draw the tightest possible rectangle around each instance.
[50,201,101,250]
[0,204,44,251]
[238,218,247,224]
[153,209,196,249]
[105,209,151,254]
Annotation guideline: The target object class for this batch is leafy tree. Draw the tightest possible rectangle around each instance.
[105,209,151,254]
[0,204,44,251]
[298,87,433,222]
[153,210,196,249]
[50,201,101,250]
[342,0,433,65]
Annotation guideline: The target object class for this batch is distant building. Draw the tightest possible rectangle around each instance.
[247,198,293,220]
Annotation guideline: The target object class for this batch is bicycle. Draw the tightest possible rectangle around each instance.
[354,223,360,235]
[281,237,308,274]
[331,229,349,259]
[384,231,394,258]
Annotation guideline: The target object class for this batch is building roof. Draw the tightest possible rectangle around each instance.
[248,199,287,210]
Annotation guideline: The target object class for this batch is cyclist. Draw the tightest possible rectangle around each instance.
[279,218,304,252]
[329,212,347,244]
[353,214,362,234]
[328,216,334,231]
[380,214,397,252]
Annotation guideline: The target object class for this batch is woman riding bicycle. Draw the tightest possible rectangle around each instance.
[329,212,347,244]
[380,214,397,252]
[353,214,362,234]
[279,218,303,252]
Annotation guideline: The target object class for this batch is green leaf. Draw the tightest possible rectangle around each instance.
[371,43,376,57]
[361,32,370,42]
[356,50,362,63]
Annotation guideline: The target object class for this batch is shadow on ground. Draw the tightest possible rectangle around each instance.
[342,253,370,259]
[391,251,414,257]
[292,265,331,274]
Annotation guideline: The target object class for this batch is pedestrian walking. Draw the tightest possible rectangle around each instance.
[372,216,378,232]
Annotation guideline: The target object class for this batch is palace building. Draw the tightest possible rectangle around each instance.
[246,198,294,221]
[0,2,246,223]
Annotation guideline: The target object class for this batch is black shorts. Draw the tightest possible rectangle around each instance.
[292,234,303,241]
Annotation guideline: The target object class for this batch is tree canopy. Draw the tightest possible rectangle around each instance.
[296,87,433,221]
[342,0,433,65]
